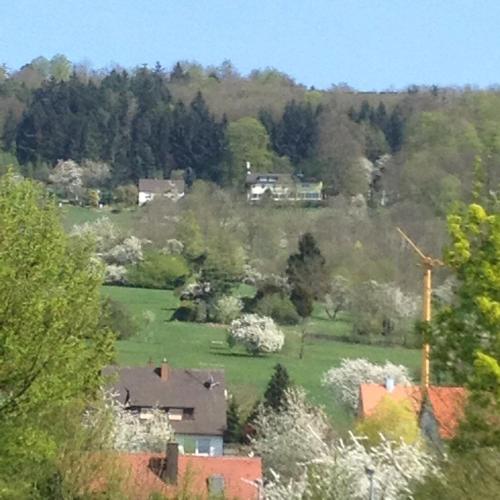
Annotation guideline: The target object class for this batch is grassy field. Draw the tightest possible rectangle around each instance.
[103,285,421,431]
[60,205,140,231]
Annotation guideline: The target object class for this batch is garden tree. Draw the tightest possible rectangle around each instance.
[113,184,138,206]
[49,54,72,81]
[324,275,351,320]
[224,398,243,443]
[263,363,291,411]
[349,280,419,344]
[253,386,437,499]
[0,174,115,494]
[252,387,331,480]
[322,358,412,413]
[228,314,285,355]
[214,295,243,324]
[225,116,274,186]
[432,202,500,384]
[286,232,329,318]
[355,396,420,445]
[99,298,138,340]
[177,210,206,263]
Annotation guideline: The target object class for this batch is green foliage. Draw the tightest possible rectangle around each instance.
[286,232,329,318]
[453,352,500,451]
[224,398,243,443]
[254,293,300,325]
[100,297,138,340]
[263,363,291,411]
[355,395,420,445]
[433,202,500,383]
[0,174,115,494]
[225,117,274,186]
[114,184,138,206]
[127,251,190,289]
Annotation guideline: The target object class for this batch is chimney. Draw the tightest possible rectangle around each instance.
[385,377,395,393]
[165,441,179,484]
[246,161,251,175]
[160,358,170,381]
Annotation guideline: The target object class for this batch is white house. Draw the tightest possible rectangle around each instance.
[246,172,323,202]
[138,178,185,206]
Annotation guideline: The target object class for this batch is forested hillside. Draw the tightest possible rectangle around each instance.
[1,55,499,209]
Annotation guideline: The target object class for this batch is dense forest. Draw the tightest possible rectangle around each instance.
[1,54,500,208]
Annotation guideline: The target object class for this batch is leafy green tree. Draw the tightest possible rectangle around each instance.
[264,364,291,411]
[286,232,329,318]
[99,297,138,340]
[226,116,274,186]
[432,203,500,383]
[0,174,115,495]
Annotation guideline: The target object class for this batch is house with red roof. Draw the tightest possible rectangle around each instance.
[359,380,467,446]
[116,442,263,500]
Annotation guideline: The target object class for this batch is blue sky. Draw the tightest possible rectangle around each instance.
[1,0,499,90]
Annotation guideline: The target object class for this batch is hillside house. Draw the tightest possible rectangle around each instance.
[246,172,323,202]
[359,381,467,447]
[114,443,263,499]
[104,362,227,456]
[138,178,185,205]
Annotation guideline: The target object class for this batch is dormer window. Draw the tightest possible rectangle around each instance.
[168,408,184,421]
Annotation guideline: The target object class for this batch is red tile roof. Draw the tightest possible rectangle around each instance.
[119,453,262,500]
[359,384,467,439]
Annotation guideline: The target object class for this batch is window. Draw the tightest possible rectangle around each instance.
[196,438,211,455]
[167,408,183,421]
[208,475,225,496]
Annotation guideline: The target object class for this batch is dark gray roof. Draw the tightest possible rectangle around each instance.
[138,178,185,194]
[103,365,226,436]
[245,172,294,185]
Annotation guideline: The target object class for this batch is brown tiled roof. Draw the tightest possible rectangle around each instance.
[138,178,185,194]
[245,172,294,185]
[103,366,226,436]
[359,383,467,439]
[118,453,263,500]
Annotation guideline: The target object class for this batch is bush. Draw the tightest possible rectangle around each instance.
[99,298,138,340]
[228,314,285,355]
[254,293,300,325]
[215,295,243,324]
[127,251,190,289]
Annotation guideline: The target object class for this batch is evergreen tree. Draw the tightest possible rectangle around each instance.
[286,233,329,318]
[264,363,291,411]
[224,398,243,443]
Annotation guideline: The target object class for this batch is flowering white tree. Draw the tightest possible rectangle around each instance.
[253,387,438,500]
[228,314,284,354]
[49,159,84,200]
[322,358,412,413]
[71,217,119,253]
[103,236,144,265]
[264,433,439,500]
[91,393,175,452]
[251,387,331,480]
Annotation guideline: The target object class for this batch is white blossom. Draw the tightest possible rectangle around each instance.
[103,236,143,265]
[214,295,243,324]
[228,314,284,354]
[104,264,127,284]
[71,217,119,253]
[322,358,412,412]
[49,159,84,200]
[161,239,184,255]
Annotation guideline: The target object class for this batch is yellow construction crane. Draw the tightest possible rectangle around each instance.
[396,228,443,390]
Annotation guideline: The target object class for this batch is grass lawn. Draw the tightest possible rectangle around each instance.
[103,285,421,432]
[60,205,140,231]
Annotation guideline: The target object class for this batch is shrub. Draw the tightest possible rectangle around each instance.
[355,395,420,445]
[228,314,285,355]
[215,295,243,324]
[99,298,138,340]
[254,293,300,325]
[127,251,190,289]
